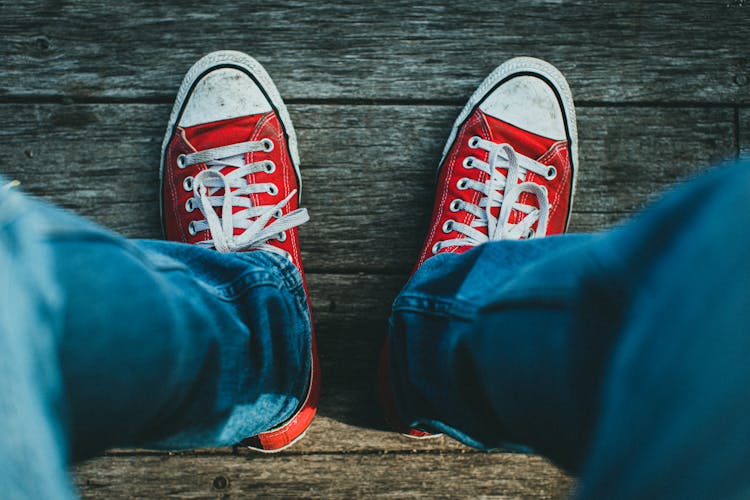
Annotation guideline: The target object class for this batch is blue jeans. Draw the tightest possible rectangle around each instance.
[2,160,749,499]
[0,183,311,499]
[388,158,750,498]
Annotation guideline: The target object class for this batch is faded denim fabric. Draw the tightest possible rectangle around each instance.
[0,182,311,499]
[388,159,750,498]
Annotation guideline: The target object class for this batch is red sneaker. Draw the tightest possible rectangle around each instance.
[160,51,320,452]
[379,57,578,438]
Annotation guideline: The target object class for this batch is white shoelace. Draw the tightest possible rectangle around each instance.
[178,139,309,255]
[434,136,555,254]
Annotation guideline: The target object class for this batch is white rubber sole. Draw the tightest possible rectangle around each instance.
[440,56,579,230]
[159,50,302,232]
[401,431,444,440]
[244,429,308,454]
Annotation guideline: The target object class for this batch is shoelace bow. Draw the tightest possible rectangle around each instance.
[434,136,556,253]
[179,139,309,255]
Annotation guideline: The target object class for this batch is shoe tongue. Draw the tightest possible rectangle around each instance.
[182,114,271,238]
[480,112,561,235]
[181,114,267,152]
[482,113,557,160]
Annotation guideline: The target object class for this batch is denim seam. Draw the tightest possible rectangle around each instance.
[209,274,286,301]
[253,252,307,309]
[221,250,311,411]
[163,251,303,302]
[260,256,313,425]
[393,294,479,320]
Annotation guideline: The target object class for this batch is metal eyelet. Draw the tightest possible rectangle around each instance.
[261,138,274,152]
[264,161,276,173]
[177,154,188,169]
[267,184,279,196]
[546,166,557,180]
[442,220,455,233]
[276,232,287,242]
[462,156,475,169]
[449,199,462,212]
[468,136,481,148]
[456,178,469,190]
[185,198,196,212]
[188,221,198,236]
[274,208,283,218]
[431,242,442,254]
[527,228,536,239]
[183,176,194,191]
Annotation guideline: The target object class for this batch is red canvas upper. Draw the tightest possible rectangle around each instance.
[416,109,573,272]
[162,110,319,452]
[378,105,574,439]
[163,112,305,271]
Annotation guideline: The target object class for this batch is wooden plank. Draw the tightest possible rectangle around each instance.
[741,108,750,160]
[105,414,473,455]
[2,1,749,103]
[0,104,734,271]
[73,452,573,499]
[249,414,470,453]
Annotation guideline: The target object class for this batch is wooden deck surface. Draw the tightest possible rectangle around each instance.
[2,1,749,498]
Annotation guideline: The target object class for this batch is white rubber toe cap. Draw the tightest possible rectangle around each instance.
[479,75,566,141]
[178,67,272,128]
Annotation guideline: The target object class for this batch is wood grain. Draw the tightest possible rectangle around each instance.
[3,2,743,497]
[0,104,734,272]
[2,1,748,103]
[102,412,475,456]
[73,452,574,499]
[0,102,732,435]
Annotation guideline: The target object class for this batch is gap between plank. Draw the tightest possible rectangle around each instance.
[101,448,520,458]
[0,94,742,108]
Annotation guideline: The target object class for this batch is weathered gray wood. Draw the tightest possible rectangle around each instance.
[2,1,749,103]
[2,2,742,497]
[73,452,573,499]
[741,108,750,160]
[0,101,735,496]
[0,104,734,272]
